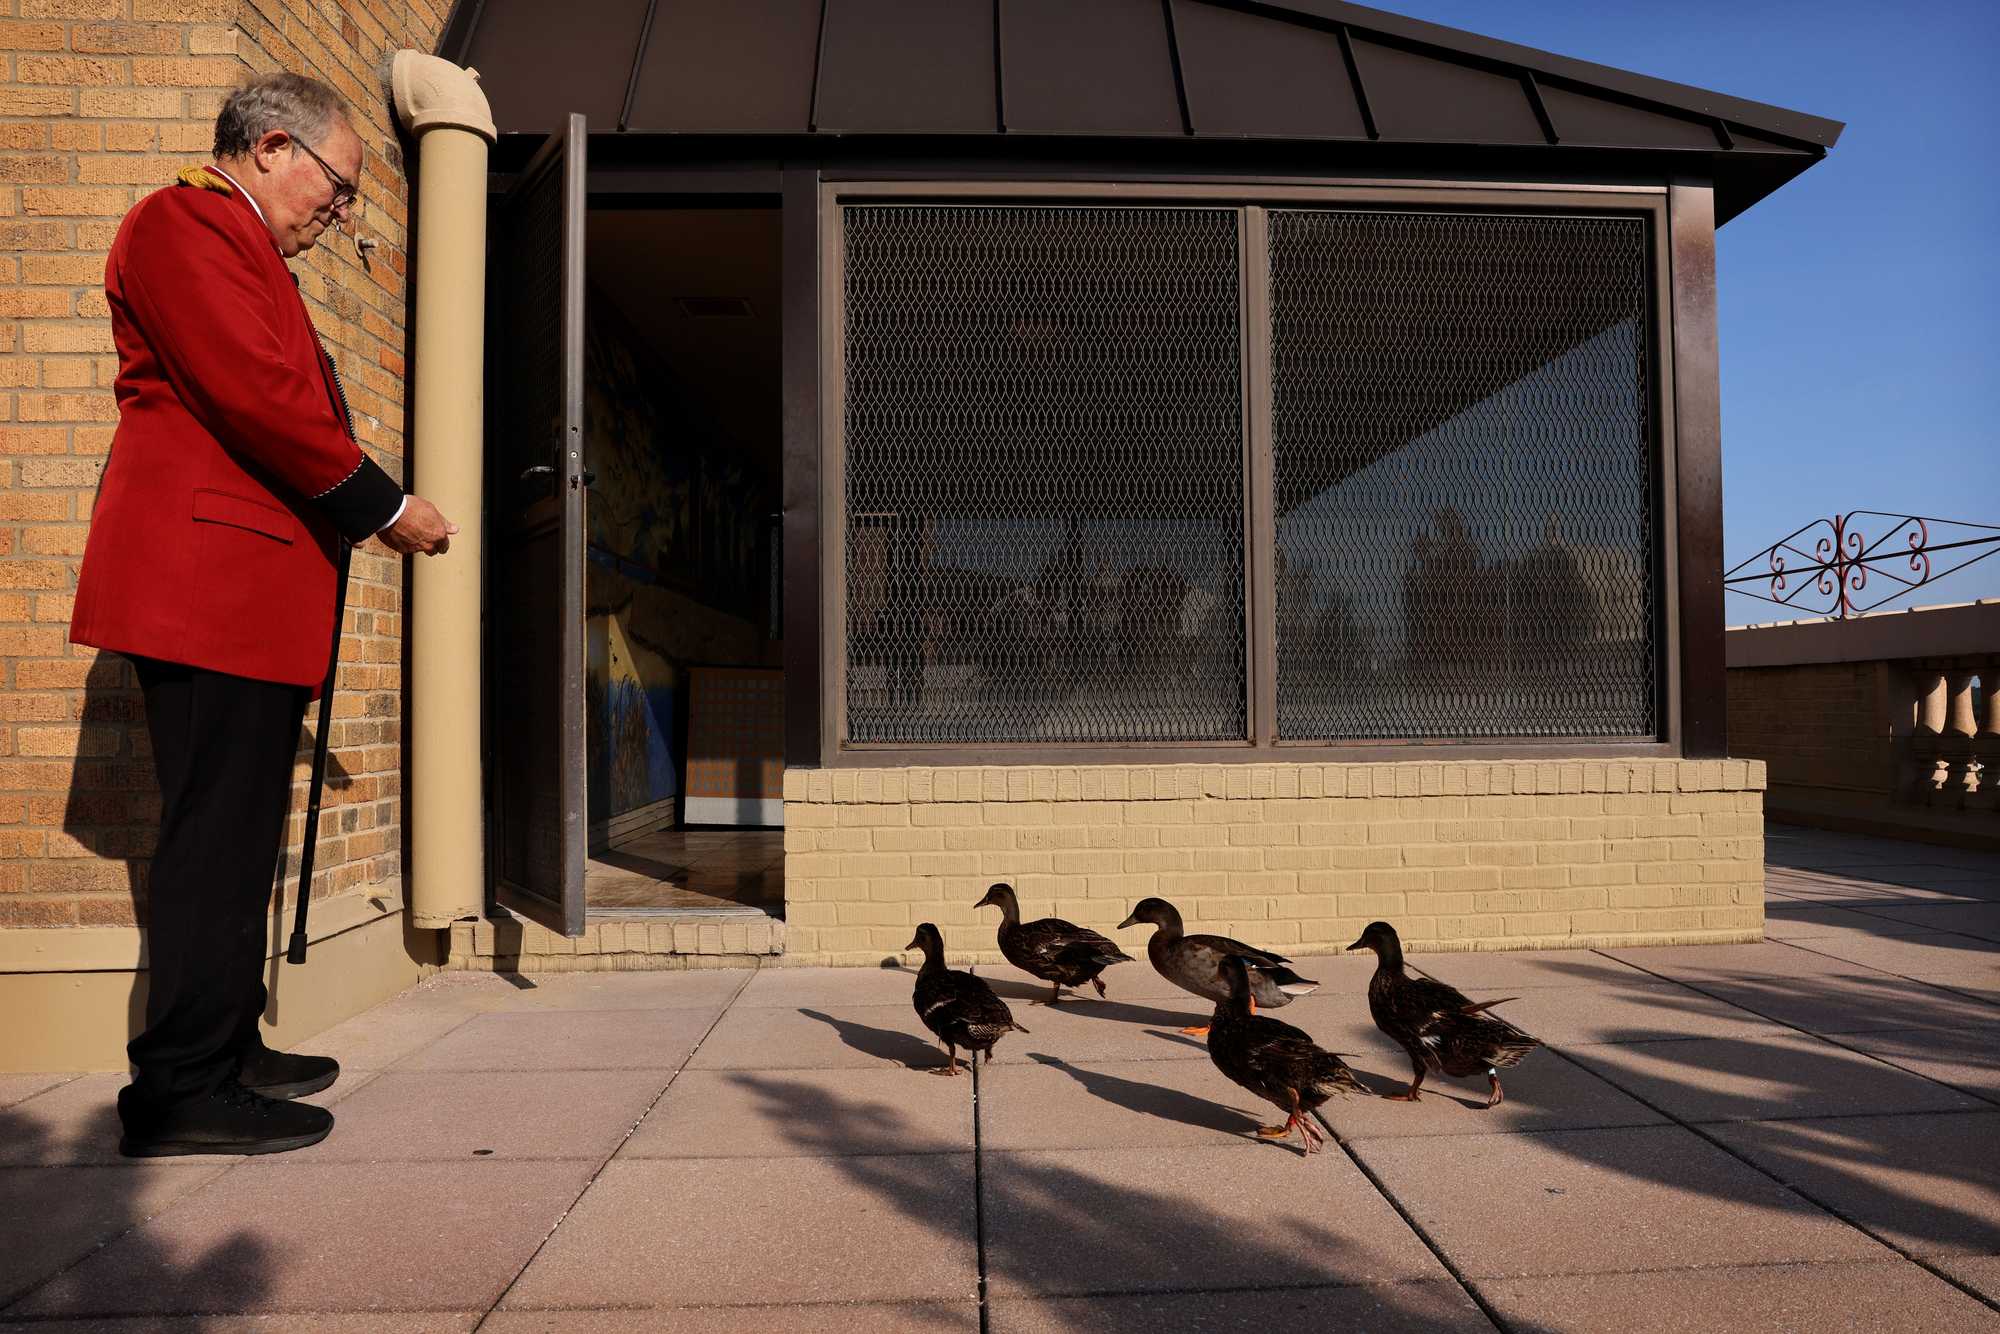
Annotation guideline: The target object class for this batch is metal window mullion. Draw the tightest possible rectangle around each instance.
[1242,205,1277,748]
[821,189,848,756]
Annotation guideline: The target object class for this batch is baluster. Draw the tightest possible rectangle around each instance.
[1943,671,1979,807]
[1904,669,1949,804]
[1973,666,2000,815]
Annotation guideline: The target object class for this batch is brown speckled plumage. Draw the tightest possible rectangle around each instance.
[907,923,1027,1075]
[1206,954,1362,1154]
[1348,920,1541,1106]
[976,882,1132,1003]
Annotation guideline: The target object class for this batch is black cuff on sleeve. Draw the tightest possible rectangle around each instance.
[315,454,406,543]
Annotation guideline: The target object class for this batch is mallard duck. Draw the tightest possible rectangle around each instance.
[1347,920,1541,1106]
[975,882,1133,1004]
[1117,897,1319,1037]
[907,922,1028,1076]
[1207,953,1362,1155]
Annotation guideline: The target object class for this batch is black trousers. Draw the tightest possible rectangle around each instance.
[128,657,308,1111]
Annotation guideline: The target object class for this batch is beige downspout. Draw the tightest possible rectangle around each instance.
[391,52,496,928]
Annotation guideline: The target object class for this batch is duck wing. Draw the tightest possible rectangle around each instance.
[1012,918,1133,978]
[1216,1015,1362,1101]
[1245,960,1320,1006]
[1185,932,1292,967]
[927,968,1028,1047]
[1165,935,1300,1002]
[1393,975,1538,1074]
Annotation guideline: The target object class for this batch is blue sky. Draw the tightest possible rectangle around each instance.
[1386,0,2000,620]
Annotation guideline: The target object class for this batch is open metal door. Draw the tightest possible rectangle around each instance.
[489,113,587,935]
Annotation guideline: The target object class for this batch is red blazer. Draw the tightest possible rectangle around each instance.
[71,172,403,689]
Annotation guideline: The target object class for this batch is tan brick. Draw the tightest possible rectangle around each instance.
[20,253,108,286]
[0,289,70,318]
[18,458,102,487]
[130,55,239,86]
[0,152,70,184]
[75,22,191,53]
[23,188,131,216]
[189,24,238,55]
[79,89,183,117]
[0,87,76,116]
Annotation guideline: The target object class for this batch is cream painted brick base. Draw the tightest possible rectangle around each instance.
[781,759,1767,967]
[443,913,784,972]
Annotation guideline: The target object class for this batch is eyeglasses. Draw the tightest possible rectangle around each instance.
[290,133,360,218]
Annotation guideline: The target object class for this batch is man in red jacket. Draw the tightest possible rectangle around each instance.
[72,72,456,1156]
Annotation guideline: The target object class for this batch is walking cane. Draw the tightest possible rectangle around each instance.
[286,538,353,965]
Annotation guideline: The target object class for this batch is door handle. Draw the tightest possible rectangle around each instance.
[520,464,594,488]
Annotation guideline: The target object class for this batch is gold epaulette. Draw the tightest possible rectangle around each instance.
[175,164,234,195]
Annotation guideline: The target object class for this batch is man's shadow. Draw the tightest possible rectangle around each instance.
[59,654,353,1053]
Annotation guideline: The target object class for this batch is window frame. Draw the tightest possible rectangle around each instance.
[818,179,1681,766]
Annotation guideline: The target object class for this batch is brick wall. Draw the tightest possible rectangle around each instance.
[782,759,1767,966]
[0,0,445,930]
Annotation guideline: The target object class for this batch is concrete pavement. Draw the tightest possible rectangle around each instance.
[3,823,1996,1331]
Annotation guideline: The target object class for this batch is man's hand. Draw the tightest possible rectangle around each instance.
[378,495,457,556]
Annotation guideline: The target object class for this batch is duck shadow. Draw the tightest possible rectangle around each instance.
[1144,1029,1211,1056]
[1022,1052,1293,1150]
[797,1007,952,1071]
[1340,1065,1488,1110]
[973,975,1203,1029]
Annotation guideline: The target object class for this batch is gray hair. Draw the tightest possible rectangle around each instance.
[213,72,349,158]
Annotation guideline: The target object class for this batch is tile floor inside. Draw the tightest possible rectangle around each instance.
[585,826,785,914]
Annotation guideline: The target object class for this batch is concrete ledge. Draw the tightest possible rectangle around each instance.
[1728,598,2000,668]
[0,881,409,974]
[0,901,441,1073]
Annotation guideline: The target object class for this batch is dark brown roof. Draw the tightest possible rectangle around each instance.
[442,0,1842,221]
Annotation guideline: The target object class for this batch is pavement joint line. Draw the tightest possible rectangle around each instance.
[469,960,764,1333]
[1462,1253,1981,1286]
[1782,936,2000,980]
[1579,949,2000,1108]
[1542,1045,2000,1319]
[976,1273,1485,1304]
[0,1306,490,1323]
[1813,899,2000,944]
[0,1074,85,1113]
[971,1053,991,1334]
[1308,1110,1509,1332]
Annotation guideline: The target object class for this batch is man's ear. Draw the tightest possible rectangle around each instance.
[251,129,292,173]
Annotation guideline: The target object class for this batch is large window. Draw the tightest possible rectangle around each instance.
[841,206,1247,743]
[834,197,1661,750]
[1269,210,1656,739]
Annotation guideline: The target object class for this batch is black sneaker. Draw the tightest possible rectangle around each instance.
[237,1046,339,1100]
[118,1082,334,1158]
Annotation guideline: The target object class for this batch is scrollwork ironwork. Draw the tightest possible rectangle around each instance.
[1726,512,2000,618]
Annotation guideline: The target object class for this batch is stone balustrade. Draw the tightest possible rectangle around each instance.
[1728,599,1998,847]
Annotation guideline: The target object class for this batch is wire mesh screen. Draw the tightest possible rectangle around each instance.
[841,205,1246,744]
[1268,210,1657,739]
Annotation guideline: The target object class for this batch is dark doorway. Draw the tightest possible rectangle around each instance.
[578,203,785,916]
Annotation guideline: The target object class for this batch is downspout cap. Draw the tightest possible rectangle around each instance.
[391,50,498,142]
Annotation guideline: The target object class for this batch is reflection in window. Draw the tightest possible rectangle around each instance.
[841,205,1246,743]
[1270,210,1658,739]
